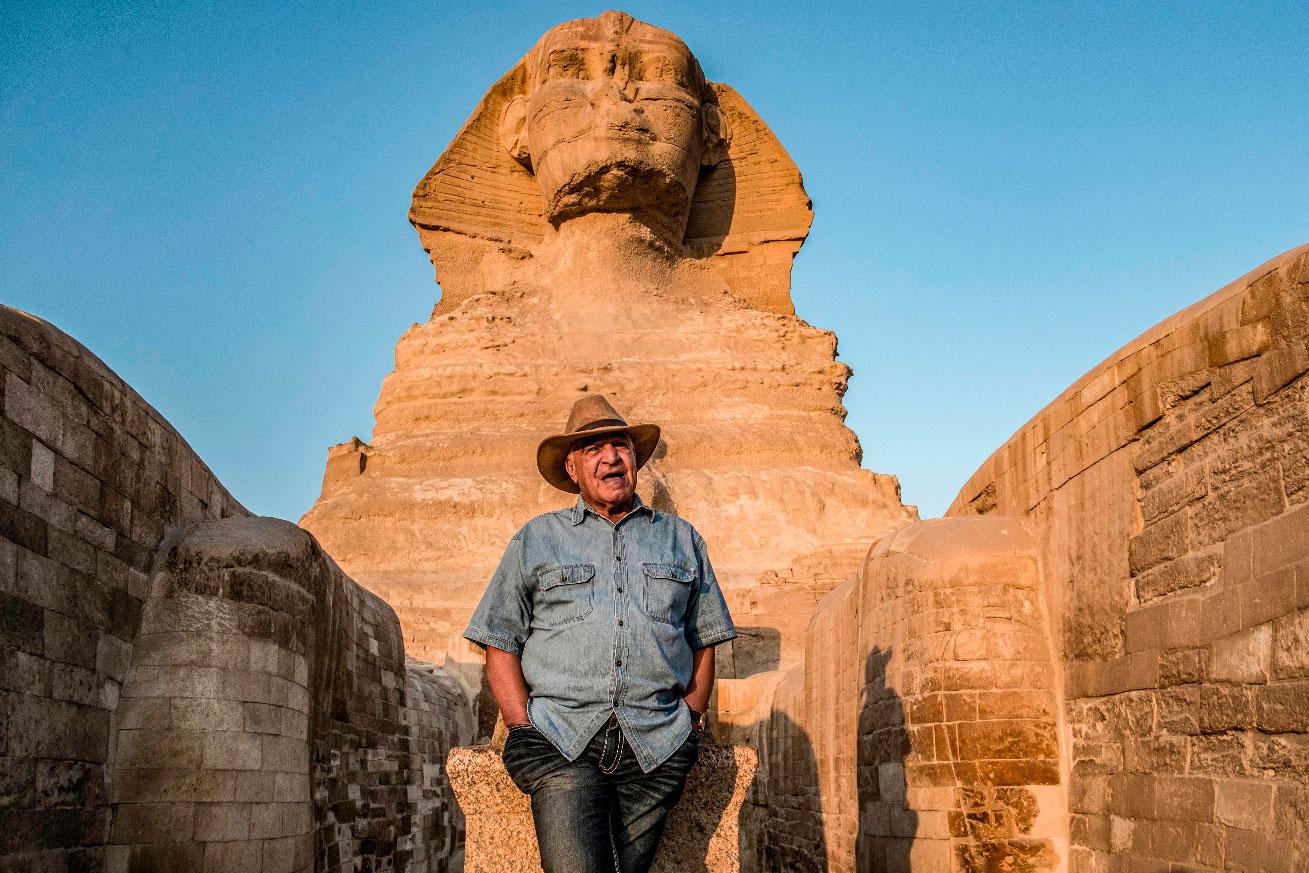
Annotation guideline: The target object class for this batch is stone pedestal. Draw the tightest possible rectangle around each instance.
[448,740,757,873]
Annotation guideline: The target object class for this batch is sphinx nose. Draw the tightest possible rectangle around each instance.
[592,75,636,106]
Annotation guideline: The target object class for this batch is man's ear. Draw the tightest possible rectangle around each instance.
[701,103,731,167]
[564,453,579,485]
[501,96,532,169]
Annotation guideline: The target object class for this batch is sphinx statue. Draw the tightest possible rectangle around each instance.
[302,11,915,734]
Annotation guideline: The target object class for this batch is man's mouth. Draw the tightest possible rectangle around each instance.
[601,471,625,483]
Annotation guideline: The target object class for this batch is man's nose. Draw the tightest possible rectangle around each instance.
[598,443,623,464]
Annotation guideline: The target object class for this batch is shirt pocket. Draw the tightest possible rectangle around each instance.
[534,563,596,627]
[641,562,694,626]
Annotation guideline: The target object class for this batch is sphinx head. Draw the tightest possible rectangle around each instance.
[499,11,731,242]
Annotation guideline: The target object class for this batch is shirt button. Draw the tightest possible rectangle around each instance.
[617,620,624,626]
[616,586,623,593]
[615,659,622,667]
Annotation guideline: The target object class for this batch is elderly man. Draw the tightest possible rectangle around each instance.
[464,394,737,873]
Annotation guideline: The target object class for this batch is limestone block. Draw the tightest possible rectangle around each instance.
[448,739,756,873]
[943,244,1309,873]
[99,516,473,873]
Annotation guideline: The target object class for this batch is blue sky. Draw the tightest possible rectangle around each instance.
[4,1,1306,520]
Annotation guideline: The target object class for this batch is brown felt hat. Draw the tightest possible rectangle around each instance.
[536,395,661,494]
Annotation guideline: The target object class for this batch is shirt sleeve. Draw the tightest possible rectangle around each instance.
[464,532,533,656]
[684,529,737,650]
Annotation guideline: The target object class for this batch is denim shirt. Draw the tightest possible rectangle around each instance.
[464,495,737,772]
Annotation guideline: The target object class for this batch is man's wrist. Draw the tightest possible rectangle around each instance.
[688,707,704,730]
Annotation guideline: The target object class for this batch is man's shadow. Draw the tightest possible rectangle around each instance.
[857,648,917,872]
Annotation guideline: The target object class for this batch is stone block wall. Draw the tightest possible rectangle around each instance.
[110,519,317,872]
[313,554,472,873]
[853,519,1064,873]
[746,517,1066,873]
[950,243,1309,872]
[106,516,473,873]
[0,306,245,872]
[0,307,473,872]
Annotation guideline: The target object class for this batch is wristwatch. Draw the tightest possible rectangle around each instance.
[689,708,705,731]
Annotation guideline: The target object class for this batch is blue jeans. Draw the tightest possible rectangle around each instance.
[501,717,699,873]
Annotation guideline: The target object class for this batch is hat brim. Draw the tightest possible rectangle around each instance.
[536,424,662,494]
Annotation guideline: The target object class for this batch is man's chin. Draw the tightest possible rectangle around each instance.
[596,486,635,506]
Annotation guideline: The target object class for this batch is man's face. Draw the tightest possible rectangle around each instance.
[565,433,637,511]
[514,15,707,229]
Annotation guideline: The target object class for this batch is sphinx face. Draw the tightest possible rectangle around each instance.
[509,15,712,237]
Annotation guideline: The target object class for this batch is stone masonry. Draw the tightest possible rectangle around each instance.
[952,244,1309,873]
[0,305,244,872]
[0,305,473,873]
[743,517,1065,873]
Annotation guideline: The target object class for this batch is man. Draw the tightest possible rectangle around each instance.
[464,394,737,873]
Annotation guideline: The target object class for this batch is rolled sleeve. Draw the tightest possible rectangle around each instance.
[684,531,737,650]
[464,533,532,656]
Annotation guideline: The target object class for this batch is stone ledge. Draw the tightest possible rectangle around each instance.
[449,740,757,873]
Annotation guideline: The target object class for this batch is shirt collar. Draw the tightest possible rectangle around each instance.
[570,493,654,525]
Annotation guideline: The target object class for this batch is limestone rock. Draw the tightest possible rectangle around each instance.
[448,740,756,873]
[301,11,915,679]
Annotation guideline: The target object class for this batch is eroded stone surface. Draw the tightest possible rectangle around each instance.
[951,244,1309,873]
[111,516,475,873]
[301,11,913,690]
[449,739,756,873]
[744,518,1066,873]
[0,307,473,873]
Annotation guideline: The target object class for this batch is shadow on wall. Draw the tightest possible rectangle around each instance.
[731,627,782,678]
[740,707,828,873]
[653,741,739,873]
[857,648,917,873]
[685,153,737,256]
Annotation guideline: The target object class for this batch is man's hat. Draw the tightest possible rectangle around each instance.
[536,395,661,493]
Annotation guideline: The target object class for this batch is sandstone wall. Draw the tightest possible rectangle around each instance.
[0,307,472,873]
[948,244,1309,873]
[0,306,245,871]
[745,517,1066,873]
[109,518,473,873]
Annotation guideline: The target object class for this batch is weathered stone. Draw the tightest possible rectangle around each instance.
[1271,607,1309,679]
[1215,778,1272,831]
[451,741,756,872]
[1128,510,1190,575]
[3,13,1307,873]
[1254,680,1309,733]
[1135,550,1221,602]
[1209,625,1271,684]
[301,11,914,677]
[947,243,1309,873]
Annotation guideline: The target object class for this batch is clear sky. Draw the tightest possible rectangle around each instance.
[4,1,1306,520]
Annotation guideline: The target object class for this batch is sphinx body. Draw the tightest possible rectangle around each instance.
[300,11,914,713]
